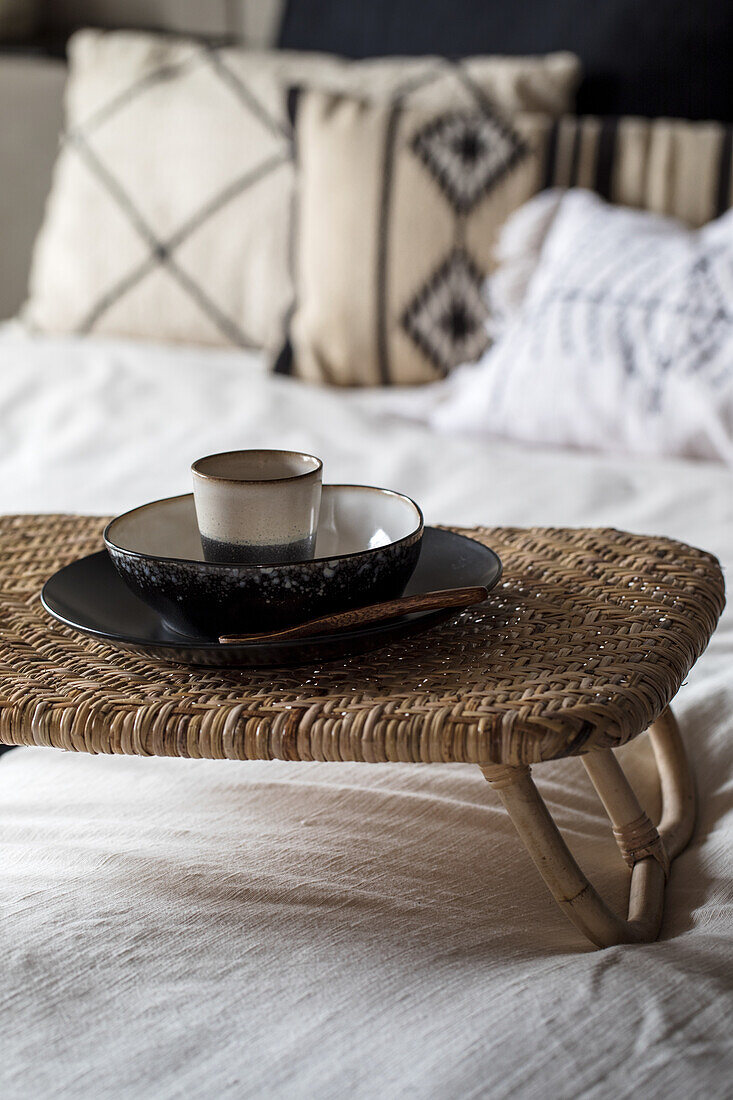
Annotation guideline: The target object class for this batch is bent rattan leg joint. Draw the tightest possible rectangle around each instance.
[480,707,694,949]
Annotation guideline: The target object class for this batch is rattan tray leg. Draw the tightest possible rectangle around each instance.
[480,707,695,949]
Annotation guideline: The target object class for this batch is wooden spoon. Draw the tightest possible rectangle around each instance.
[218,585,489,645]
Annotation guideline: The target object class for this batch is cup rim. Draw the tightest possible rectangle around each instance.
[191,449,323,485]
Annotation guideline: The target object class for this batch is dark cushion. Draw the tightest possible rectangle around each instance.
[279,0,733,122]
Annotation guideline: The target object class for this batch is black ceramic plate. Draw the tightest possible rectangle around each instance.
[41,527,502,668]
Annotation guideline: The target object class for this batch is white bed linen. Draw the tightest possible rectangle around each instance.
[1,328,732,1100]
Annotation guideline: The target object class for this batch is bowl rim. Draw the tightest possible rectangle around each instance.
[104,484,424,569]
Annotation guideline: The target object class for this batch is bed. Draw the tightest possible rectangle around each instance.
[2,0,733,1093]
[0,325,731,1097]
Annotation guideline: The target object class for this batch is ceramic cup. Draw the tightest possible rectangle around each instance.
[191,449,323,564]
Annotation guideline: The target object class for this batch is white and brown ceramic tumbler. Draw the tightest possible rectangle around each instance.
[191,449,323,563]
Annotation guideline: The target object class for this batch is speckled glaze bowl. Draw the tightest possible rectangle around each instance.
[104,485,423,638]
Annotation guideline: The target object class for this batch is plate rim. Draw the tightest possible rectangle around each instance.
[41,527,502,653]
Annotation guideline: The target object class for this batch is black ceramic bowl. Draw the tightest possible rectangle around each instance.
[104,485,423,638]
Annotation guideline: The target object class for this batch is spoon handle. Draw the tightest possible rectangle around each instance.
[218,585,489,645]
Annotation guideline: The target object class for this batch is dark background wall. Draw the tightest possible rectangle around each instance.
[280,0,733,121]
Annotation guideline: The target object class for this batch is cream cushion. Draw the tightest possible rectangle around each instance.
[22,30,580,351]
[541,114,733,227]
[285,106,733,386]
[286,94,552,385]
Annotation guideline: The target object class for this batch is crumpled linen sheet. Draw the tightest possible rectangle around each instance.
[0,329,732,1099]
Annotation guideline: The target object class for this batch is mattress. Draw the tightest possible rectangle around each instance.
[1,327,732,1099]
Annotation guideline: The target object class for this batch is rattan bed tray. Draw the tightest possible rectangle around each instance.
[0,515,725,949]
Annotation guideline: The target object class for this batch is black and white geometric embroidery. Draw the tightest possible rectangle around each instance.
[401,250,490,374]
[645,252,731,384]
[522,202,733,417]
[411,111,526,214]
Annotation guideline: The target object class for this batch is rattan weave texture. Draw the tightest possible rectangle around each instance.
[0,515,724,765]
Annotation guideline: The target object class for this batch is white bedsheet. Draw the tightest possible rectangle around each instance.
[1,329,732,1099]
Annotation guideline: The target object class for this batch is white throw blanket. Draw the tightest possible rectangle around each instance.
[1,329,732,1099]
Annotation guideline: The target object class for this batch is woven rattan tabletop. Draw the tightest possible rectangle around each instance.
[0,515,724,766]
